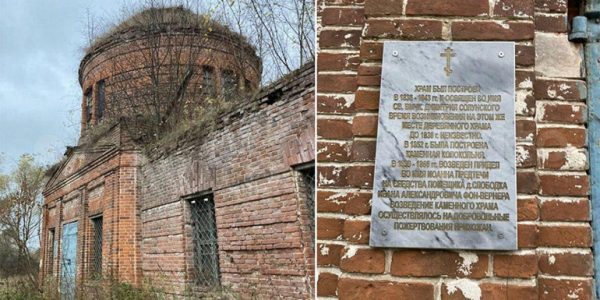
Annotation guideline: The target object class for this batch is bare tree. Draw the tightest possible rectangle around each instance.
[217,0,315,82]
[0,154,46,289]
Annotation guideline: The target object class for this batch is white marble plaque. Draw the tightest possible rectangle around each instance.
[369,42,517,250]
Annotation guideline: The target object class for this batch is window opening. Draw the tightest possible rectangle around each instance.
[189,193,220,287]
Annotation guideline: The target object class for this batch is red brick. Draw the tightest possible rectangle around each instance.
[538,149,588,170]
[407,0,488,16]
[338,278,434,300]
[318,165,374,188]
[356,65,381,86]
[350,139,376,162]
[364,19,443,39]
[318,94,355,114]
[539,150,566,169]
[452,21,534,41]
[540,199,590,221]
[538,224,592,247]
[317,52,360,72]
[537,102,586,123]
[494,0,534,18]
[354,89,380,111]
[317,141,350,163]
[319,29,362,48]
[317,272,338,296]
[538,251,593,276]
[357,75,380,86]
[364,0,403,16]
[342,219,370,244]
[536,0,567,12]
[534,79,586,100]
[442,282,538,300]
[518,223,538,248]
[345,166,374,188]
[539,278,593,300]
[517,170,539,194]
[516,119,536,142]
[317,243,344,266]
[317,118,353,139]
[516,44,535,66]
[317,191,371,215]
[493,254,538,278]
[321,7,365,26]
[391,250,488,278]
[516,70,535,88]
[537,127,586,147]
[317,217,344,239]
[539,173,589,196]
[340,247,385,273]
[535,14,568,32]
[318,74,357,93]
[360,42,383,60]
[516,144,537,168]
[518,197,539,221]
[352,115,378,136]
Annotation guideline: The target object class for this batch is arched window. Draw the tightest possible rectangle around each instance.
[221,70,238,99]
[85,88,93,127]
[202,66,215,97]
[96,80,105,122]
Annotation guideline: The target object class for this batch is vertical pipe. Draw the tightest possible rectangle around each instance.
[586,43,600,299]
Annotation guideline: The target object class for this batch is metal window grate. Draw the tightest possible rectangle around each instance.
[202,66,215,97]
[48,229,55,276]
[97,80,105,121]
[189,194,220,287]
[299,167,315,232]
[221,69,238,99]
[85,88,93,125]
[91,216,103,278]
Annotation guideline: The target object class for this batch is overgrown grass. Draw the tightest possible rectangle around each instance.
[0,277,43,300]
[0,276,240,300]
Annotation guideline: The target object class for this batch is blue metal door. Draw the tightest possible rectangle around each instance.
[60,221,78,300]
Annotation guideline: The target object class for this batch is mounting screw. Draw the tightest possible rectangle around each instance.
[596,18,600,23]
[596,57,600,63]
[382,230,388,236]
[498,51,505,58]
[392,50,398,57]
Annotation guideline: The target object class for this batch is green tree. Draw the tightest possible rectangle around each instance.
[0,155,45,289]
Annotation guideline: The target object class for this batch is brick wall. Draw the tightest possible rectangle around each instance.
[139,63,315,298]
[40,141,144,289]
[316,0,592,299]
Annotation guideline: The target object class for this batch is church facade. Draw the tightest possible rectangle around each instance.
[40,7,314,299]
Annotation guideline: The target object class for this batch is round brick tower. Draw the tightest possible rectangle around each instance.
[78,6,261,135]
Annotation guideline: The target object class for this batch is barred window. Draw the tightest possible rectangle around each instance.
[90,216,103,278]
[202,66,215,97]
[297,165,315,232]
[47,228,55,276]
[96,80,105,121]
[221,70,238,99]
[85,88,93,126]
[189,193,220,287]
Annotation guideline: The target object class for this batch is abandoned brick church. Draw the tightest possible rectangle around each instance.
[39,7,314,299]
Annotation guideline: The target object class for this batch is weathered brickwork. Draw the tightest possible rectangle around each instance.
[317,0,591,299]
[40,7,315,299]
[139,63,315,298]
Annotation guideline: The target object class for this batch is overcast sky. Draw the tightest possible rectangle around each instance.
[0,1,132,173]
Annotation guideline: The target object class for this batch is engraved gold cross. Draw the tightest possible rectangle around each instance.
[440,47,456,76]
